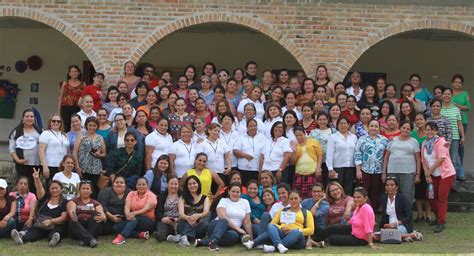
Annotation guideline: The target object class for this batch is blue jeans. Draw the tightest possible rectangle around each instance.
[450,139,465,180]
[177,219,208,240]
[0,218,15,238]
[114,215,155,238]
[252,212,272,245]
[267,223,305,249]
[460,124,467,164]
[201,219,239,247]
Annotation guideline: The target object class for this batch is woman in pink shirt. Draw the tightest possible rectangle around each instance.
[422,122,456,233]
[316,187,377,248]
[112,177,157,245]
[9,177,37,231]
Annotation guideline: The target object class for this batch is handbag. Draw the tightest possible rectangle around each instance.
[380,228,402,244]
[97,151,135,190]
[33,215,54,230]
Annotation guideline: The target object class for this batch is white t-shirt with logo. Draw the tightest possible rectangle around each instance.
[53,172,81,200]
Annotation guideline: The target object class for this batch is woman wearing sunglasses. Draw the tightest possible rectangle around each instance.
[39,114,69,181]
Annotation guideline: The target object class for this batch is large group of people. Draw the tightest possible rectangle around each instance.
[0,60,470,253]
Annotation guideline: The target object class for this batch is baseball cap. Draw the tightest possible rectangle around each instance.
[0,179,7,189]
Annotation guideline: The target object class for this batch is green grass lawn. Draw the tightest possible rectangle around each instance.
[1,212,473,255]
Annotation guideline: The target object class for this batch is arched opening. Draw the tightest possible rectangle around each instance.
[0,17,92,141]
[349,28,474,172]
[138,22,303,77]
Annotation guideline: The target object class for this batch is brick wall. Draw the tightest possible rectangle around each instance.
[0,0,472,84]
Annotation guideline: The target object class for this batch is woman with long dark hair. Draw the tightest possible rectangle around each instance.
[9,109,43,193]
[174,176,210,246]
[58,65,85,131]
[152,176,180,242]
[11,180,67,247]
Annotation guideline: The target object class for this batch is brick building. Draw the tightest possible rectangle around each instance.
[0,0,473,172]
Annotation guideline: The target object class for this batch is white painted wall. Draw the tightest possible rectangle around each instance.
[0,28,88,140]
[351,37,474,174]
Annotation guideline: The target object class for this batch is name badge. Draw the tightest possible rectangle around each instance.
[280,211,296,225]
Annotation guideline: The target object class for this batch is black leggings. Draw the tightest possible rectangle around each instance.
[316,224,368,246]
[23,225,66,243]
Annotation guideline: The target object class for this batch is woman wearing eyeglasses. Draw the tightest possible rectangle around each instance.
[105,132,143,189]
[422,122,456,233]
[67,181,106,248]
[39,114,69,181]
[317,187,378,248]
[237,103,265,136]
[96,108,111,140]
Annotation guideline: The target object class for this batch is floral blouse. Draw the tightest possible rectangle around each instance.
[354,134,389,174]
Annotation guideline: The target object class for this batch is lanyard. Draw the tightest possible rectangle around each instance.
[208,140,218,156]
[50,130,64,148]
[220,131,233,146]
[182,140,193,158]
[268,139,278,157]
[248,136,255,155]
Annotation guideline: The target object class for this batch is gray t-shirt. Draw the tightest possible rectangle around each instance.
[387,136,420,174]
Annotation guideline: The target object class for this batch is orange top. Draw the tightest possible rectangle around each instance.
[126,190,157,220]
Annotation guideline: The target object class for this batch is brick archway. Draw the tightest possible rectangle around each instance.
[0,7,104,72]
[130,12,311,74]
[335,20,474,81]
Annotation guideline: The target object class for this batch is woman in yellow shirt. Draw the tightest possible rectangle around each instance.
[244,190,314,253]
[181,153,224,198]
[292,126,323,198]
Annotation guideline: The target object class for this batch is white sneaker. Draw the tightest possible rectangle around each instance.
[167,234,182,243]
[178,235,191,247]
[48,232,61,247]
[11,229,23,245]
[412,231,424,241]
[277,243,288,254]
[241,234,251,243]
[243,240,254,250]
[263,245,275,253]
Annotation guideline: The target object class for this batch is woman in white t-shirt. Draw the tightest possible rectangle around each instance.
[39,114,69,181]
[259,121,293,183]
[195,183,252,251]
[145,117,173,170]
[196,124,231,181]
[52,155,80,200]
[168,125,197,178]
[233,119,267,185]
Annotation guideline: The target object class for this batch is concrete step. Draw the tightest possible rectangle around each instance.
[0,159,13,180]
[448,202,474,212]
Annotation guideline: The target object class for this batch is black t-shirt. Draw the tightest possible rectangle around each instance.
[0,196,15,219]
[37,197,68,219]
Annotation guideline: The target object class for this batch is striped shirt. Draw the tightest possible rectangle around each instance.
[440,104,462,140]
